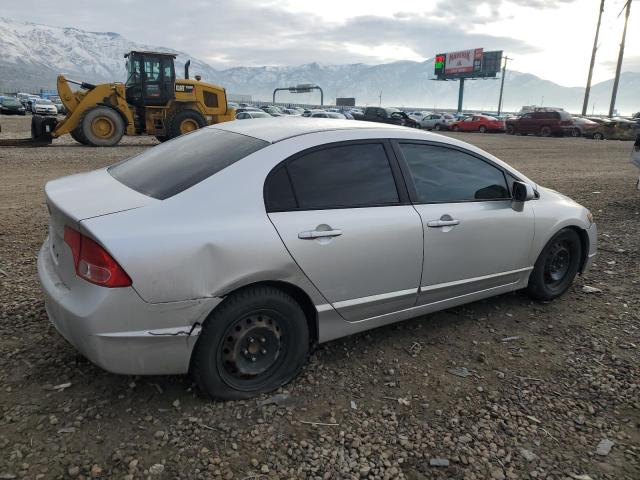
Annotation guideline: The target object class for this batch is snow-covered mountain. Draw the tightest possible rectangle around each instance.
[0,17,637,114]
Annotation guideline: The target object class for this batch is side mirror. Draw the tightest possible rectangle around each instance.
[512,181,535,202]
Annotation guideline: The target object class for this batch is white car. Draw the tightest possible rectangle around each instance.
[235,111,271,120]
[33,99,58,116]
[419,113,456,131]
[38,118,596,400]
[408,111,430,123]
[632,134,640,190]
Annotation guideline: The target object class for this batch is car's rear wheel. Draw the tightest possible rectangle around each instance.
[434,124,441,131]
[452,125,460,132]
[506,125,515,135]
[593,132,604,140]
[571,128,581,137]
[479,125,487,133]
[526,228,582,301]
[192,286,309,400]
[539,125,552,137]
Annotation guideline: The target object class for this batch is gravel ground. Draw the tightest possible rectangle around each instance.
[0,115,638,480]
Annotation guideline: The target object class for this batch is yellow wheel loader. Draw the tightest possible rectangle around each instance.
[27,51,236,146]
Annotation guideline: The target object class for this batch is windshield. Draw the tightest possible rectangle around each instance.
[36,99,53,105]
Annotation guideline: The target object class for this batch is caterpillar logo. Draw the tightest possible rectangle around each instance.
[175,84,194,93]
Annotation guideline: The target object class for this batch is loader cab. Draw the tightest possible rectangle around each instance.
[125,51,176,107]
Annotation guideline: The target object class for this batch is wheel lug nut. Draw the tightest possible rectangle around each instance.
[261,349,267,355]
[242,349,249,356]
[248,337,255,343]
[260,337,266,343]
[251,356,257,362]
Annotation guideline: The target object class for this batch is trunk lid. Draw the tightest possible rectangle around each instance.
[44,168,155,287]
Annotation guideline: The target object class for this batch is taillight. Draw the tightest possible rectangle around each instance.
[63,226,132,288]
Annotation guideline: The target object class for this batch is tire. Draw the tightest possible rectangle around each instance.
[70,127,89,145]
[539,125,552,137]
[168,109,206,139]
[479,125,487,133]
[593,132,604,140]
[155,136,169,143]
[526,228,582,301]
[80,106,125,147]
[571,128,581,138]
[452,125,460,132]
[434,124,441,131]
[506,125,515,135]
[191,286,309,400]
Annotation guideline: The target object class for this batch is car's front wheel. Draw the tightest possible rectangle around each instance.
[526,228,582,301]
[192,286,309,400]
[434,124,441,131]
[479,125,487,133]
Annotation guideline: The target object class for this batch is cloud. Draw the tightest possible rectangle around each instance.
[0,0,550,69]
[603,55,640,73]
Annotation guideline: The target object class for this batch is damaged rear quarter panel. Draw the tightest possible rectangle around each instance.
[81,139,330,306]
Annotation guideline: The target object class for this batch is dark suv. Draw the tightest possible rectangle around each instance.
[506,110,574,137]
[356,107,420,128]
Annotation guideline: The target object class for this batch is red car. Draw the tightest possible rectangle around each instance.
[451,115,505,133]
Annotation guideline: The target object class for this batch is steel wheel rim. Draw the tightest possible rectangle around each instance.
[543,241,571,287]
[180,118,198,134]
[92,117,115,138]
[217,311,286,390]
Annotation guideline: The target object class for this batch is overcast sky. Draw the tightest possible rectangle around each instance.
[3,0,638,86]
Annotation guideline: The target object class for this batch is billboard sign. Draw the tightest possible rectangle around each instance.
[444,48,483,75]
[433,50,502,80]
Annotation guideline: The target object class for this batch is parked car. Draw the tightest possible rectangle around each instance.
[0,97,27,115]
[586,120,638,141]
[38,118,596,400]
[408,111,430,122]
[49,96,66,115]
[25,95,42,112]
[418,113,456,131]
[505,110,574,137]
[235,107,263,114]
[32,98,58,116]
[309,111,346,119]
[357,107,420,128]
[235,111,271,119]
[261,106,284,117]
[450,115,505,133]
[570,117,598,136]
[632,134,640,190]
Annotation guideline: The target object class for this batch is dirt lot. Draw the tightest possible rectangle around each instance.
[1,115,638,480]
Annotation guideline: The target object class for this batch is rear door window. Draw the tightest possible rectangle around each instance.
[398,143,510,203]
[264,143,400,211]
[109,128,268,199]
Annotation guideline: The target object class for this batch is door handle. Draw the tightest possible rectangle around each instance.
[427,219,460,228]
[298,229,343,239]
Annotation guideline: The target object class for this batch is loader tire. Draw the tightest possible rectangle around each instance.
[168,109,206,139]
[80,106,125,147]
[70,127,89,145]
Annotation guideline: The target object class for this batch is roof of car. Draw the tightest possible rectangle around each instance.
[211,117,409,143]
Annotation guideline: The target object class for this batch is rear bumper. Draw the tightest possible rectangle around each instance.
[37,239,221,375]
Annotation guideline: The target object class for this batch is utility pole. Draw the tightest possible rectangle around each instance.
[378,91,383,107]
[457,78,465,114]
[497,55,512,115]
[582,0,605,116]
[609,0,632,117]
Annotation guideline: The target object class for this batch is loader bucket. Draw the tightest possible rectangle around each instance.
[31,115,57,143]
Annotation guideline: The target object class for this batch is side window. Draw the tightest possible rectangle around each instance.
[265,143,399,211]
[203,91,219,107]
[399,144,510,203]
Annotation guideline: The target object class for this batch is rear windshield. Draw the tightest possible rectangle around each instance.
[108,128,269,200]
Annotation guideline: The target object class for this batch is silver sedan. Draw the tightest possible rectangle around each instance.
[38,118,597,400]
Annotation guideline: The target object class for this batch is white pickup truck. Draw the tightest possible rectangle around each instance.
[633,134,640,190]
